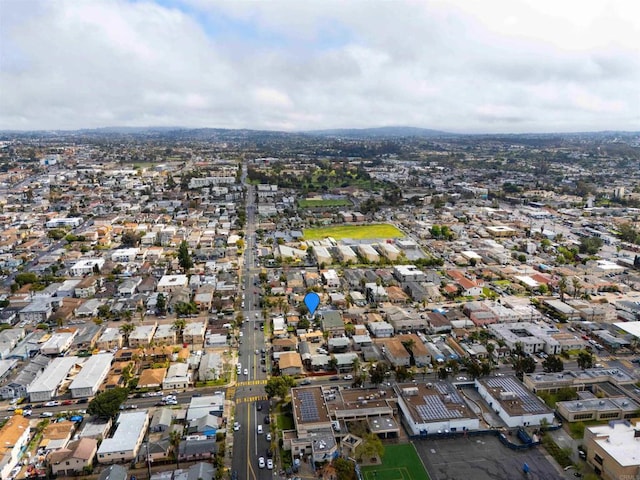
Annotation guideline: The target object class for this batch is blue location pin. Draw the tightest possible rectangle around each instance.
[304,292,320,316]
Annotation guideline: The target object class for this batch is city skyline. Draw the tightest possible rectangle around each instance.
[1,0,639,133]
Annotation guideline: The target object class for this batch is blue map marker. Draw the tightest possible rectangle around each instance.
[304,292,320,315]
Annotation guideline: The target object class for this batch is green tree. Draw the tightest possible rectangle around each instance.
[542,354,564,373]
[173,318,186,342]
[178,240,193,271]
[512,355,536,380]
[264,375,296,399]
[579,236,603,255]
[577,350,594,370]
[119,321,136,347]
[333,458,356,480]
[14,272,38,287]
[170,429,182,468]
[156,293,167,315]
[355,432,385,462]
[121,230,142,247]
[87,387,129,419]
[369,362,387,387]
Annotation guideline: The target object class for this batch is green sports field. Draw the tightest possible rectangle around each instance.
[298,198,352,208]
[361,444,430,480]
[303,224,404,241]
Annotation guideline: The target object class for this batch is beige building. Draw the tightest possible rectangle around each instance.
[0,416,30,480]
[278,352,303,376]
[97,411,149,464]
[584,420,640,480]
[129,324,157,348]
[96,328,124,351]
[48,437,97,476]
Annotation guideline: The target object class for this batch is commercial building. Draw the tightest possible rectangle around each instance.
[524,368,637,394]
[488,322,561,355]
[69,353,114,398]
[475,375,554,427]
[27,356,79,402]
[97,411,149,464]
[395,382,480,436]
[584,420,640,480]
[0,416,31,480]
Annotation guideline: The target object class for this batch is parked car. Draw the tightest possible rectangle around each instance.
[44,401,60,407]
[258,457,265,468]
[266,432,271,441]
[267,459,273,470]
[343,375,353,380]
[40,412,53,418]
[233,422,240,431]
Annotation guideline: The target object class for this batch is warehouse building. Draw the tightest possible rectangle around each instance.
[27,356,80,402]
[69,353,114,398]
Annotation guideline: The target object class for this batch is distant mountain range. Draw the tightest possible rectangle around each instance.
[305,126,454,138]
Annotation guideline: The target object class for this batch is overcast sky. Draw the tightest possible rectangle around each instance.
[1,0,639,133]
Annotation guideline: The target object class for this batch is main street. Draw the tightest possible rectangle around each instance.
[231,173,273,480]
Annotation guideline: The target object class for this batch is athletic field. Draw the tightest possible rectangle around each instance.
[303,224,404,241]
[361,444,430,480]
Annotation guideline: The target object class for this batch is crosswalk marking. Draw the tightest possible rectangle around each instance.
[236,395,268,404]
[226,387,236,400]
[237,379,267,387]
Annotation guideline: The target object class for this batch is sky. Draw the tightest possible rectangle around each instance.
[1,0,639,133]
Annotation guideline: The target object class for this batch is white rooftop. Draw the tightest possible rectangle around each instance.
[69,353,113,390]
[27,356,80,394]
[614,321,640,339]
[98,411,148,454]
[588,420,640,467]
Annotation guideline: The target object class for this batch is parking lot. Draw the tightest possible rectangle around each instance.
[413,435,564,480]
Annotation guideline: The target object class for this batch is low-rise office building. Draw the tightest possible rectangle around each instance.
[97,411,149,464]
[584,420,640,480]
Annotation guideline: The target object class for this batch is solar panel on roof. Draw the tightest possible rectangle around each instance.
[298,391,320,422]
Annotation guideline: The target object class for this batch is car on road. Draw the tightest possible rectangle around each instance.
[44,401,60,407]
[257,403,262,411]
[257,425,263,434]
[244,368,248,375]
[264,416,270,424]
[329,376,340,381]
[343,375,353,380]
[61,400,74,405]
[267,459,273,469]
[262,366,267,372]
[299,379,311,386]
[40,412,53,418]
[232,471,238,480]
[266,432,271,441]
[233,422,240,431]
[258,457,265,468]
[266,448,273,458]
[22,409,32,417]
[255,349,260,355]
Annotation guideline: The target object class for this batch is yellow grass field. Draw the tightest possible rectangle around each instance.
[303,224,404,240]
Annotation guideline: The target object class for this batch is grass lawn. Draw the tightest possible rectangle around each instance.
[361,444,430,480]
[303,224,404,241]
[298,198,352,208]
[493,280,511,287]
[276,412,294,431]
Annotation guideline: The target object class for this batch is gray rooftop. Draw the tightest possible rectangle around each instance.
[27,356,80,394]
[98,411,148,454]
[69,353,113,390]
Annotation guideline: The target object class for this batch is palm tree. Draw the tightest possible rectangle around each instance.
[572,278,582,299]
[169,430,182,468]
[558,276,567,302]
[119,321,135,347]
[173,318,187,343]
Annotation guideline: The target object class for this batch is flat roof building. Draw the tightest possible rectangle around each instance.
[27,356,80,402]
[395,381,480,436]
[584,420,640,480]
[476,375,554,427]
[97,411,149,464]
[69,353,114,398]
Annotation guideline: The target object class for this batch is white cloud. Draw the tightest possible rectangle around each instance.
[0,0,638,132]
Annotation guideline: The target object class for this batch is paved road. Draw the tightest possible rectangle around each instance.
[231,177,274,480]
